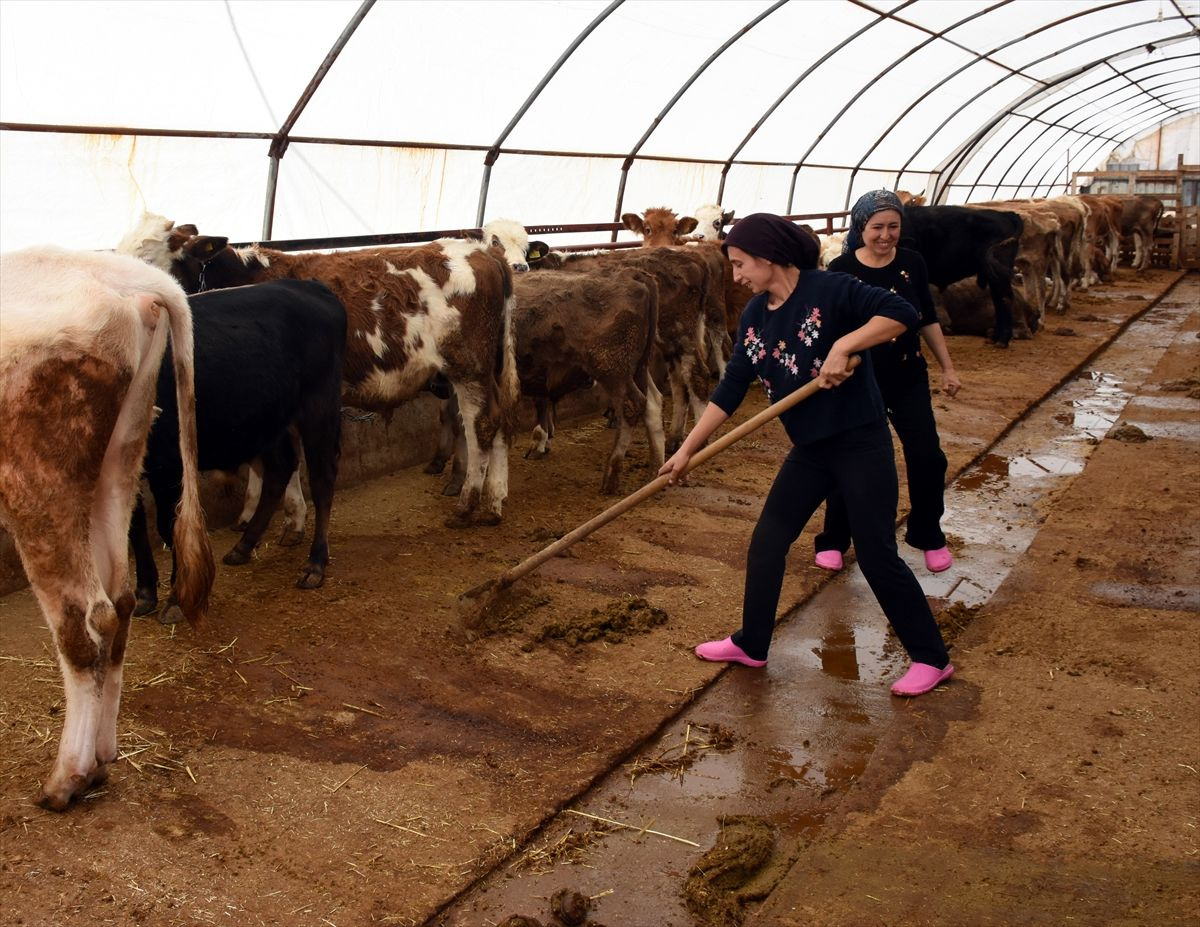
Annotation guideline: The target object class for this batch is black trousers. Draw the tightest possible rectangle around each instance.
[816,369,949,554]
[731,420,949,668]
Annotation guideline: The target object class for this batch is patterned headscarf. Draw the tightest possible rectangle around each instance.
[842,189,905,255]
[722,212,818,270]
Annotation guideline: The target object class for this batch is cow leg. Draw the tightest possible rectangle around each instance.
[479,417,509,526]
[236,460,264,531]
[129,494,160,616]
[527,397,553,459]
[444,385,485,528]
[641,375,667,472]
[293,386,342,590]
[425,396,458,476]
[277,435,308,548]
[223,434,296,566]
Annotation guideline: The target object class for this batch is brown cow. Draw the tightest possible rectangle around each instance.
[430,271,666,496]
[0,246,215,809]
[127,219,520,527]
[1109,194,1164,271]
[537,246,712,453]
[1076,194,1123,284]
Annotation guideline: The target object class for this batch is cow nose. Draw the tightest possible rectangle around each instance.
[513,263,529,273]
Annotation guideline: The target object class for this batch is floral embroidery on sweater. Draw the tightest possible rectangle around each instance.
[796,307,822,346]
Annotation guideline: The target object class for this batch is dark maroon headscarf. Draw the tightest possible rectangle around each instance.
[721,212,819,270]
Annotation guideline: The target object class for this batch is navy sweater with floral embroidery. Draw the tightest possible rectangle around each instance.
[709,269,918,446]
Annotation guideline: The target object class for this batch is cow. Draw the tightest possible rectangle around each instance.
[818,232,847,269]
[901,203,1024,347]
[0,246,215,809]
[621,206,751,371]
[482,216,535,273]
[692,204,735,241]
[130,279,346,622]
[124,219,520,528]
[973,199,1065,325]
[1076,194,1123,284]
[1110,194,1164,271]
[535,245,713,454]
[430,270,666,496]
[897,190,927,206]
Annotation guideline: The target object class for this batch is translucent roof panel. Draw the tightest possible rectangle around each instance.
[1,0,1196,252]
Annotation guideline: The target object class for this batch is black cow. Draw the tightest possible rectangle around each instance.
[901,204,1024,348]
[130,279,346,622]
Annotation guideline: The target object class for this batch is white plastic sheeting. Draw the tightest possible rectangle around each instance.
[1,0,1197,252]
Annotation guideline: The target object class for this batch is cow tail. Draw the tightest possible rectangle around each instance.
[633,270,660,384]
[162,287,216,625]
[494,259,522,439]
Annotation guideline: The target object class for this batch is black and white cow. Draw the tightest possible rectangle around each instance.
[130,279,346,622]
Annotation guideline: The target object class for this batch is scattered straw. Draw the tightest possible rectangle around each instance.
[564,809,699,847]
[324,764,368,793]
[627,721,735,785]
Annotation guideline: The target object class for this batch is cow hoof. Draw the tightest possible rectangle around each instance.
[443,512,472,530]
[158,604,185,625]
[223,546,252,566]
[473,511,502,527]
[133,591,158,618]
[278,527,305,548]
[424,457,448,476]
[234,520,250,532]
[296,567,325,590]
[442,479,465,498]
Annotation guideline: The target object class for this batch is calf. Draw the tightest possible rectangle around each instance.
[127,219,520,527]
[901,203,1023,347]
[692,204,735,241]
[130,279,346,622]
[0,246,215,809]
[537,246,713,453]
[431,271,666,496]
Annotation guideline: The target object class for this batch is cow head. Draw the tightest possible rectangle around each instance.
[622,207,698,247]
[897,190,927,207]
[692,204,734,241]
[482,217,533,272]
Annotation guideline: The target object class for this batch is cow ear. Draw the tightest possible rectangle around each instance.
[525,240,550,264]
[621,213,645,235]
[167,226,194,252]
[462,228,484,242]
[722,210,735,225]
[676,216,699,236]
[184,236,228,260]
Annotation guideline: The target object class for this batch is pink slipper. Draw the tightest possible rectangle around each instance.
[891,662,955,696]
[695,636,767,667]
[924,546,953,573]
[815,550,844,572]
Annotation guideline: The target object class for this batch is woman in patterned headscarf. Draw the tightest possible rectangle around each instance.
[658,212,954,698]
[816,190,962,576]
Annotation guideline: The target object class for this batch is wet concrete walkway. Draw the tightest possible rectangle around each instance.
[434,279,1197,927]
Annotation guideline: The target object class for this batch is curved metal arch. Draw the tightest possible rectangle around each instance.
[834,0,1019,209]
[977,56,1199,199]
[849,0,1183,200]
[877,0,1147,198]
[473,0,624,227]
[261,0,375,238]
[928,23,1197,203]
[1015,75,1200,198]
[711,0,917,207]
[1017,80,1198,197]
[787,0,1022,211]
[1025,100,1199,197]
[610,0,786,232]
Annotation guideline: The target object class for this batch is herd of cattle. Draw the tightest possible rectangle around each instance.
[0,190,1164,809]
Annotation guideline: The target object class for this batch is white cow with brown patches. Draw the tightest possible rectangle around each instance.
[0,246,215,810]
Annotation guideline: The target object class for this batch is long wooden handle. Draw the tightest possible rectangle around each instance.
[495,357,859,588]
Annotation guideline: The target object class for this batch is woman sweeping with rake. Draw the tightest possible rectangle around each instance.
[658,212,954,697]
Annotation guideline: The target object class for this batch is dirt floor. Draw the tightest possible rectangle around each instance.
[0,267,1196,927]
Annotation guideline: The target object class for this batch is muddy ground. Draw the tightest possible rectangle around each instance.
[0,267,1196,927]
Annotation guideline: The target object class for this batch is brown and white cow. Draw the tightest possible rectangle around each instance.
[128,220,520,527]
[0,246,215,809]
[691,204,735,241]
[1076,194,1123,284]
